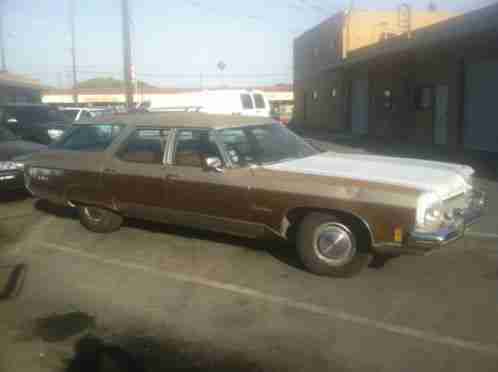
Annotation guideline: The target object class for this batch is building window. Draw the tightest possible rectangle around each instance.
[312,90,319,101]
[313,47,319,58]
[383,89,393,110]
[414,86,434,110]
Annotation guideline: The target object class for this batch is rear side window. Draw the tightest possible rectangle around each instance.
[240,94,254,110]
[117,129,170,164]
[253,93,266,109]
[53,124,122,151]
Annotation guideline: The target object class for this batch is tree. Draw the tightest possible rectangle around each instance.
[76,77,155,89]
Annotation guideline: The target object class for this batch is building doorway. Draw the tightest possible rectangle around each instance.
[351,79,369,135]
[434,85,449,145]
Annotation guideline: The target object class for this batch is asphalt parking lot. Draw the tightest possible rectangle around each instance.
[0,187,497,372]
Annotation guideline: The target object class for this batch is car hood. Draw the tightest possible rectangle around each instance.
[0,140,47,161]
[263,152,474,199]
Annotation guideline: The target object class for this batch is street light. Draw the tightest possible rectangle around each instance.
[217,61,226,88]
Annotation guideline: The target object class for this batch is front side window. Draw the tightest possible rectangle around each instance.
[240,94,254,110]
[80,110,94,121]
[173,129,222,168]
[253,93,266,109]
[217,123,318,167]
[117,128,170,164]
[52,124,123,151]
[61,109,80,122]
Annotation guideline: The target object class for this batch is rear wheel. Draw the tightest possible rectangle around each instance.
[79,205,123,233]
[296,212,369,277]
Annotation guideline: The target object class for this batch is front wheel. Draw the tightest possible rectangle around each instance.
[297,213,369,277]
[79,205,123,233]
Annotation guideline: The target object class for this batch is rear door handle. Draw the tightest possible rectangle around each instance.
[166,174,181,180]
[104,168,117,174]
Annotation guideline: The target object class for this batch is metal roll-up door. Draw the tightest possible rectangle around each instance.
[464,60,498,152]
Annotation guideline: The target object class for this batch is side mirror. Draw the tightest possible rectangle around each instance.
[204,157,224,173]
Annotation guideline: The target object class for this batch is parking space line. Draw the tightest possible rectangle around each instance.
[467,231,498,240]
[32,241,498,357]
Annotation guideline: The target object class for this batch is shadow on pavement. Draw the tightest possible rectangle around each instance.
[34,199,78,220]
[0,263,27,300]
[0,190,31,204]
[65,333,267,372]
[126,218,306,272]
[33,199,306,273]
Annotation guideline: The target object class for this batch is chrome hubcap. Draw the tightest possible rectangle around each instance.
[84,207,103,223]
[313,223,355,266]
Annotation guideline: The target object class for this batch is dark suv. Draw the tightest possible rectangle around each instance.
[2,103,72,145]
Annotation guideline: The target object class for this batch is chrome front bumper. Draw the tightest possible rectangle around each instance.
[406,189,486,252]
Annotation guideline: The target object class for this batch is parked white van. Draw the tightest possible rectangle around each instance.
[200,89,271,117]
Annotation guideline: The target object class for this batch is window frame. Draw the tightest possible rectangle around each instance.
[253,93,266,109]
[114,127,172,165]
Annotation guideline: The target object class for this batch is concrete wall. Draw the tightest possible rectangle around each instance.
[364,53,461,147]
[293,9,454,129]
[294,13,345,82]
[294,70,347,130]
[345,10,454,55]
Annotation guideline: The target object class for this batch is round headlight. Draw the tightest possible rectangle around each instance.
[416,192,442,227]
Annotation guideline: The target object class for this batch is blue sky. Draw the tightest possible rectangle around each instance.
[2,0,494,88]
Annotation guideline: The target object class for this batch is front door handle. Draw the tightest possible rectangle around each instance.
[104,168,117,174]
[166,174,181,180]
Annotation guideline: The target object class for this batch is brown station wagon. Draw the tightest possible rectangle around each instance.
[22,112,486,277]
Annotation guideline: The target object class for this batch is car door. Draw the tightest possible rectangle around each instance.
[102,127,172,220]
[165,128,257,237]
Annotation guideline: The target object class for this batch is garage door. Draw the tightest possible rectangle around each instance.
[464,60,498,152]
[351,79,369,135]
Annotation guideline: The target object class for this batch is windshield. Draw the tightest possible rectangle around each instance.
[217,123,318,166]
[60,109,80,122]
[0,125,17,142]
[51,124,123,151]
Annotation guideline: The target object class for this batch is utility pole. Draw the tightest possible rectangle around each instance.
[121,0,134,110]
[69,0,78,104]
[0,2,7,72]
